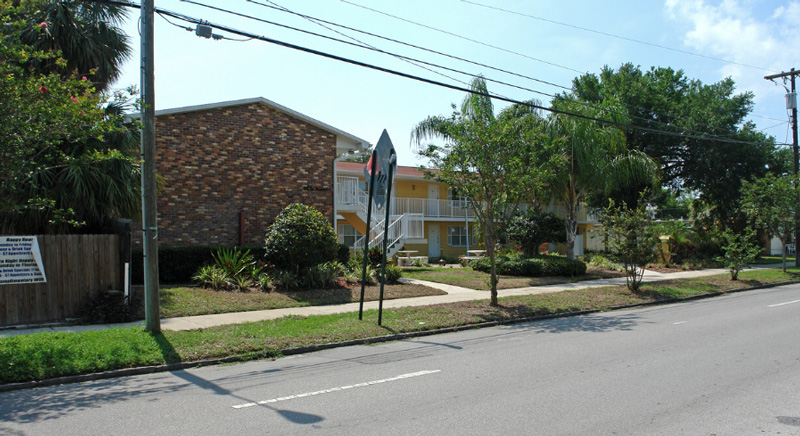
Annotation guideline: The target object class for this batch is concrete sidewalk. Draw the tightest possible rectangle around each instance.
[0,264,782,337]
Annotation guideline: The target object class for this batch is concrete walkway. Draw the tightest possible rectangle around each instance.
[0,264,783,337]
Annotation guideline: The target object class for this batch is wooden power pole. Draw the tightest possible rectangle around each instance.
[141,0,160,332]
[765,68,800,267]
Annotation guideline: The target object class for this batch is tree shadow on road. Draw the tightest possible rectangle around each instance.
[532,312,641,334]
[498,311,643,334]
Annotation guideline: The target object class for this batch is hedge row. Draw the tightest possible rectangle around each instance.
[131,244,351,285]
[131,246,266,284]
[470,255,586,277]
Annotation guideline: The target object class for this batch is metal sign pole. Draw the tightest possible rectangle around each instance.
[358,151,377,320]
[377,155,396,326]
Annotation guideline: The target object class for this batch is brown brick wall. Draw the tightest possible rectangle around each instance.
[133,102,336,248]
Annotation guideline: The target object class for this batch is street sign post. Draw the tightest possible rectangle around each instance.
[358,130,397,324]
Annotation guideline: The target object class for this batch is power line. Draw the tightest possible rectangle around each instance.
[758,120,790,132]
[180,0,468,86]
[187,0,758,145]
[460,0,776,74]
[93,0,775,148]
[246,0,571,91]
[752,113,789,122]
[180,0,553,97]
[262,0,466,85]
[334,0,770,140]
[339,0,585,74]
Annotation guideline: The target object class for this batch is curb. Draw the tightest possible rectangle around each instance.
[2,278,799,393]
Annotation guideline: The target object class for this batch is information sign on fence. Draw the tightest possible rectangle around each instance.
[0,236,47,285]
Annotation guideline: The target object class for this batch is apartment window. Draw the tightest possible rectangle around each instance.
[448,225,474,247]
[339,224,360,248]
[448,188,468,209]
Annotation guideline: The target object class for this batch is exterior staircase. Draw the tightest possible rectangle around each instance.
[337,181,406,258]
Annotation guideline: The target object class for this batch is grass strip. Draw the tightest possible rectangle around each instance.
[752,255,795,265]
[2,268,798,385]
[402,265,624,290]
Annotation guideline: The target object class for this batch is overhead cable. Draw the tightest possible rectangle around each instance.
[460,0,776,73]
[186,0,753,144]
[339,0,585,74]
[92,0,776,147]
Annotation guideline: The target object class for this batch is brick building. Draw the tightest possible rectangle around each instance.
[134,97,369,247]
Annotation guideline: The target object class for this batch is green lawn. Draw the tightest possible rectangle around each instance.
[401,265,625,290]
[3,267,797,385]
[752,255,796,265]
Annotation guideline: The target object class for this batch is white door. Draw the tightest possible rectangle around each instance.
[428,224,440,258]
[428,185,440,217]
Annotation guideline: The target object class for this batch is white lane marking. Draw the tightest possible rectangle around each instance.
[232,370,442,410]
[673,321,687,325]
[768,299,800,307]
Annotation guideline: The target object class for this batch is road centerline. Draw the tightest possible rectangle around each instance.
[768,299,800,307]
[231,369,442,410]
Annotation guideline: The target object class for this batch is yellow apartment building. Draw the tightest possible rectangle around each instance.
[334,161,603,260]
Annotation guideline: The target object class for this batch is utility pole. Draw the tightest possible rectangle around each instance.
[765,68,800,267]
[141,0,160,332]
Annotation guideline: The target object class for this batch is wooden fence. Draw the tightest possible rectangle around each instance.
[0,234,122,327]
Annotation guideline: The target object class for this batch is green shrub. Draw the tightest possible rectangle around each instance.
[602,201,659,292]
[337,243,351,265]
[506,212,566,256]
[192,265,230,290]
[382,264,403,283]
[264,204,338,272]
[231,275,253,291]
[363,265,378,285]
[584,253,624,271]
[343,268,361,283]
[301,261,343,289]
[257,274,273,292]
[717,228,760,280]
[367,245,383,267]
[132,245,267,284]
[212,248,255,280]
[470,255,586,277]
[346,253,378,284]
[412,257,427,267]
[273,269,299,290]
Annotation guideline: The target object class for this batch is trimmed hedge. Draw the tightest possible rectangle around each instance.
[470,254,586,277]
[131,245,266,284]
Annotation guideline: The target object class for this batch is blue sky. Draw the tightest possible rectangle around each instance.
[112,0,800,166]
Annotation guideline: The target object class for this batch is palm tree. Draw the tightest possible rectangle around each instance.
[547,97,658,259]
[412,77,549,306]
[21,0,132,92]
[18,97,142,233]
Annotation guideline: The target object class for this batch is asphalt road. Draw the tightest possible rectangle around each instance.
[2,284,799,435]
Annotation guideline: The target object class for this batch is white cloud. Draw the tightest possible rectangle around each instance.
[665,0,784,67]
[665,0,800,111]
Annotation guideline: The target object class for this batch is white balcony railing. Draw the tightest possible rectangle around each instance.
[336,179,479,220]
[392,198,477,219]
[336,177,367,208]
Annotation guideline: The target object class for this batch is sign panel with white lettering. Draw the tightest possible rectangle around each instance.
[0,236,47,285]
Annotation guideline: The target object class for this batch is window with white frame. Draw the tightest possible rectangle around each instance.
[447,225,474,247]
[339,224,360,248]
